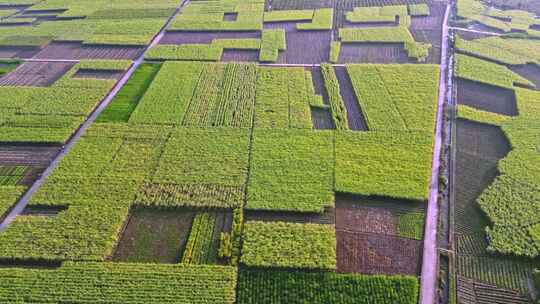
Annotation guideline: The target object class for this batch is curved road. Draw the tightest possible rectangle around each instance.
[0,0,188,232]
[418,2,452,304]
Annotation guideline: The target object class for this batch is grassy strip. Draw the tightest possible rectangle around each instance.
[296,8,333,30]
[145,44,223,61]
[259,29,286,62]
[264,9,313,22]
[182,212,217,264]
[329,41,340,63]
[321,64,349,130]
[97,63,162,123]
[455,35,540,65]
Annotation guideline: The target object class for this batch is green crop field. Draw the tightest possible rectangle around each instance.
[5,0,537,303]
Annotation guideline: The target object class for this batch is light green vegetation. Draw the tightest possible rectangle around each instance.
[0,9,17,19]
[0,60,130,143]
[0,262,237,304]
[455,54,534,89]
[254,66,313,128]
[346,64,440,132]
[335,131,433,201]
[238,269,419,304]
[241,221,336,270]
[247,129,334,212]
[339,27,431,61]
[456,0,537,33]
[296,8,333,30]
[0,0,179,46]
[345,5,406,23]
[457,104,512,126]
[455,36,540,65]
[321,64,349,130]
[408,4,430,16]
[182,212,218,264]
[264,9,313,22]
[0,186,25,219]
[329,41,340,63]
[170,0,264,32]
[397,212,425,240]
[0,166,27,186]
[259,29,286,62]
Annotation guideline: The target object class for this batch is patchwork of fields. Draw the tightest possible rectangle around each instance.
[0,0,537,303]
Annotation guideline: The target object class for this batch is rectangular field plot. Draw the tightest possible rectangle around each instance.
[33,41,144,60]
[0,61,74,87]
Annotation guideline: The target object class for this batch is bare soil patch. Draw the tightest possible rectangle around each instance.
[311,107,334,129]
[307,66,328,102]
[113,208,195,263]
[336,231,422,275]
[73,68,124,80]
[21,205,67,217]
[268,0,333,11]
[160,31,260,45]
[0,61,74,87]
[0,145,59,165]
[457,276,532,304]
[339,42,411,63]
[457,78,518,116]
[245,207,335,224]
[0,46,41,59]
[454,30,493,41]
[33,41,143,60]
[221,49,259,62]
[508,64,540,90]
[223,12,238,21]
[334,66,367,130]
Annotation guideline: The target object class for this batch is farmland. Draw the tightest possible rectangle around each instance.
[0,0,518,303]
[449,2,540,301]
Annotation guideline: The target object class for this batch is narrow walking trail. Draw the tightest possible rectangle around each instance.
[418,2,452,304]
[0,0,189,232]
[449,26,502,36]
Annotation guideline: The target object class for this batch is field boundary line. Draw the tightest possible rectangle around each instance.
[419,1,452,304]
[0,0,189,232]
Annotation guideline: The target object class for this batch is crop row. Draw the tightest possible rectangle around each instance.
[237,269,419,304]
[182,212,218,264]
[0,262,237,304]
[321,64,349,130]
[455,35,540,65]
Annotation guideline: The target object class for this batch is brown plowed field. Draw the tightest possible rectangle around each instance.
[0,145,59,165]
[33,41,144,60]
[336,230,422,275]
[0,46,41,59]
[73,68,124,80]
[334,66,368,130]
[221,49,259,62]
[0,61,74,87]
[508,64,540,90]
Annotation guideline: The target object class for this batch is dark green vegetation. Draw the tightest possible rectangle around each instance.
[97,63,161,123]
[237,269,419,304]
[0,60,20,77]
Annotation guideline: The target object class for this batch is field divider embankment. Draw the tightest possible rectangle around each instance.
[0,0,190,232]
[448,26,502,36]
[418,1,452,304]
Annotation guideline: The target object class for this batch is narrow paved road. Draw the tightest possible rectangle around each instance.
[0,0,188,232]
[418,2,452,304]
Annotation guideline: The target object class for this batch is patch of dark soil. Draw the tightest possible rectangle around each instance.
[454,119,510,236]
[0,258,62,269]
[338,42,411,63]
[269,0,333,10]
[277,30,330,64]
[410,29,441,64]
[457,276,532,304]
[307,66,328,101]
[508,64,540,90]
[113,208,195,263]
[311,107,334,129]
[336,231,422,275]
[33,41,143,60]
[334,66,367,130]
[223,12,238,21]
[245,207,335,224]
[455,30,494,41]
[221,49,259,62]
[73,68,124,80]
[457,78,518,116]
[17,166,46,186]
[22,9,67,15]
[339,20,397,29]
[0,145,59,165]
[0,61,74,87]
[0,46,41,59]
[160,31,260,45]
[21,205,68,217]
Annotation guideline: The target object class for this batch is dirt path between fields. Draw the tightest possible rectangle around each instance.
[0,0,189,232]
[418,2,452,304]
